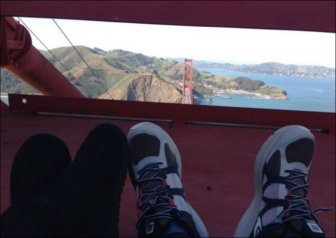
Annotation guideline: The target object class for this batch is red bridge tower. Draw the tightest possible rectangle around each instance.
[181,58,193,104]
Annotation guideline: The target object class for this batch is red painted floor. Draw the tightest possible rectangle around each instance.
[1,104,335,237]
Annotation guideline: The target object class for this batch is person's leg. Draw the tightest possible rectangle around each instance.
[1,134,72,237]
[128,122,208,238]
[1,123,129,237]
[234,125,326,238]
[10,134,72,205]
[39,123,129,237]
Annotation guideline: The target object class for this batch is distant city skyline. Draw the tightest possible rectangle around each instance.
[17,17,336,68]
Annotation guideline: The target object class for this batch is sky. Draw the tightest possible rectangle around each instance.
[17,17,336,68]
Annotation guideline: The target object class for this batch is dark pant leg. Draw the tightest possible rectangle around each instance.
[1,134,72,237]
[1,124,129,237]
[34,123,129,237]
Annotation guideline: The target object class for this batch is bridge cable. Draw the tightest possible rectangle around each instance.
[17,17,86,94]
[52,19,113,99]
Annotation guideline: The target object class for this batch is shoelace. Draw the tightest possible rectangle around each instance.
[136,162,178,228]
[276,169,331,224]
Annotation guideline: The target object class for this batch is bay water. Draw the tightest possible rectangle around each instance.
[197,68,335,112]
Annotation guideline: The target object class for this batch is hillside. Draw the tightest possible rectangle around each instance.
[1,69,37,94]
[1,46,287,101]
[99,74,181,103]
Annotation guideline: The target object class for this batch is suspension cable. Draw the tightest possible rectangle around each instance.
[52,19,113,99]
[17,17,84,92]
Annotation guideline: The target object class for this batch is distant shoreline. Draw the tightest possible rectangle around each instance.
[214,89,287,100]
[215,89,272,99]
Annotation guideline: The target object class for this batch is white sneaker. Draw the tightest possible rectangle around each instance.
[234,125,326,238]
[128,122,208,237]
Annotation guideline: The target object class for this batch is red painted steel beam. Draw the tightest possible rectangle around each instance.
[1,17,84,98]
[1,100,9,112]
[1,1,335,33]
[8,94,336,133]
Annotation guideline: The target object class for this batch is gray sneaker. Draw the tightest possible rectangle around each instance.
[128,122,208,237]
[234,125,326,238]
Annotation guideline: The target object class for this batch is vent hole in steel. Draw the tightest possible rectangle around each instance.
[22,98,27,104]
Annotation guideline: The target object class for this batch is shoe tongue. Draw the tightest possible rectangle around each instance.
[288,169,309,210]
[289,169,306,196]
[284,171,325,237]
[140,169,164,193]
[288,219,325,237]
[138,168,171,215]
[141,165,163,193]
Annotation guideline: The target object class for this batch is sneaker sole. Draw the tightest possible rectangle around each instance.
[234,125,314,237]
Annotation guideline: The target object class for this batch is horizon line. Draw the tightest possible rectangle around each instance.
[38,45,336,69]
